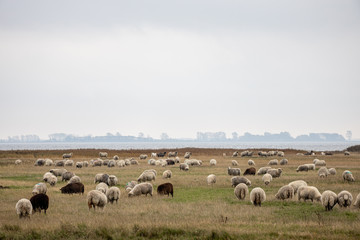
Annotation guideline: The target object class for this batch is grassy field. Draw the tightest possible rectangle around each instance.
[0,148,359,239]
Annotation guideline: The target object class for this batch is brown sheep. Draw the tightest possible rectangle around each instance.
[60,182,84,195]
[157,183,173,197]
[243,167,256,176]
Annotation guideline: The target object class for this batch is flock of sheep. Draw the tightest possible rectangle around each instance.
[13,150,360,218]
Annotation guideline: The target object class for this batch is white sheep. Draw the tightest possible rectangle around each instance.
[231,176,251,187]
[15,159,22,165]
[344,151,350,156]
[354,193,360,208]
[266,168,282,178]
[342,170,355,182]
[275,185,294,200]
[250,187,266,206]
[117,160,126,167]
[328,168,336,175]
[262,173,273,185]
[44,159,53,166]
[139,154,148,160]
[69,175,81,184]
[107,160,116,168]
[87,190,107,210]
[338,190,353,208]
[296,165,309,172]
[231,160,239,166]
[279,159,288,165]
[257,167,271,175]
[143,169,157,176]
[162,170,172,179]
[304,164,315,170]
[76,162,83,168]
[234,183,248,200]
[268,159,278,165]
[62,153,73,159]
[128,182,153,197]
[207,174,216,185]
[124,159,131,166]
[48,175,57,186]
[288,180,307,195]
[107,175,118,186]
[232,151,239,157]
[96,182,109,194]
[179,163,189,171]
[62,171,74,182]
[277,151,285,157]
[32,183,47,195]
[297,186,321,202]
[318,167,330,178]
[210,159,217,166]
[99,152,108,158]
[321,190,338,211]
[106,186,121,204]
[64,159,74,166]
[113,155,119,160]
[137,172,156,183]
[15,198,33,218]
[83,161,89,167]
[43,172,53,182]
[247,160,255,166]
[151,153,157,158]
[148,159,156,165]
[228,167,241,176]
[314,159,326,166]
[184,152,192,159]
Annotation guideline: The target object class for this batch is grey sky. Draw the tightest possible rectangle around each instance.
[0,0,359,139]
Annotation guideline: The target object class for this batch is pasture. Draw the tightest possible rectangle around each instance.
[0,148,359,239]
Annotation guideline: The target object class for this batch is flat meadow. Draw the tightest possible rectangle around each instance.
[0,148,359,240]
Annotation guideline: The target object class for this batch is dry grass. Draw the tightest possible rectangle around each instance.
[0,148,359,239]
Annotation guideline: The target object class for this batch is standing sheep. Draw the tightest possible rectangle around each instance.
[162,170,172,179]
[234,183,248,200]
[179,163,189,171]
[262,173,273,185]
[50,168,67,177]
[137,172,156,183]
[318,167,330,178]
[297,186,321,202]
[250,187,266,206]
[48,175,57,186]
[32,183,47,195]
[275,185,294,200]
[227,167,241,176]
[60,182,84,195]
[62,171,74,182]
[43,172,53,182]
[44,159,53,166]
[280,159,288,165]
[139,154,148,160]
[342,170,355,182]
[243,167,256,176]
[128,182,153,197]
[289,180,307,195]
[328,168,336,175]
[296,165,309,172]
[30,193,49,214]
[94,173,109,184]
[157,183,173,197]
[338,190,353,208]
[106,187,121,204]
[232,160,239,166]
[62,153,73,159]
[210,159,217,166]
[107,175,118,186]
[247,160,255,166]
[207,174,216,185]
[184,152,192,159]
[268,159,278,165]
[69,176,81,184]
[15,159,22,165]
[64,160,74,166]
[76,162,83,168]
[87,190,107,210]
[15,199,32,219]
[257,167,271,175]
[96,183,109,194]
[266,168,282,178]
[231,176,251,187]
[304,164,315,171]
[107,160,116,168]
[99,152,108,158]
[321,190,338,211]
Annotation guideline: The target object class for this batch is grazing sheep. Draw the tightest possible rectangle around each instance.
[113,155,119,160]
[92,159,103,167]
[142,169,157,176]
[44,159,53,166]
[99,152,108,158]
[354,193,360,208]
[210,159,217,166]
[139,154,148,160]
[231,160,239,166]
[62,153,73,159]
[32,183,47,195]
[318,167,330,178]
[250,187,266,207]
[64,160,74,166]
[131,159,139,165]
[228,167,241,176]
[106,187,121,204]
[223,153,226,157]
[280,159,288,165]
[94,173,109,184]
[232,151,239,157]
[321,190,338,211]
[83,161,89,167]
[275,185,294,200]
[137,172,156,183]
[262,173,273,185]
[297,186,321,202]
[257,167,271,175]
[258,151,268,157]
[247,160,255,166]
[304,164,315,170]
[344,151,350,156]
[241,150,253,157]
[157,183,173,197]
[102,159,109,166]
[338,190,353,208]
[277,151,285,157]
[15,199,32,219]
[179,163,189,171]
[151,153,157,158]
[288,180,307,195]
[328,168,336,175]
[128,182,153,197]
[168,152,178,157]
[96,182,109,194]
[162,170,172,179]
[107,160,116,168]
[185,159,202,166]
[266,168,282,178]
[296,165,309,172]
[174,157,180,163]
[34,159,45,166]
[117,160,126,167]
[234,183,248,200]
[231,176,251,187]
[207,174,216,185]
[107,175,118,186]
[76,162,83,168]
[54,160,65,167]
[62,171,74,182]
[157,152,166,157]
[165,159,175,165]
[15,159,22,165]
[268,159,278,165]
[244,167,256,176]
[342,170,355,182]
[87,190,107,210]
[48,175,57,186]
[125,181,138,191]
[314,159,326,166]
[43,172,53,182]
[69,176,81,184]
[50,168,67,177]
[60,182,84,195]
[30,193,49,214]
[184,152,192,159]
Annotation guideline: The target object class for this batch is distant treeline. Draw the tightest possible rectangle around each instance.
[0,131,347,143]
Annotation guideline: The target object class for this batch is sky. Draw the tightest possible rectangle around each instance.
[0,0,359,140]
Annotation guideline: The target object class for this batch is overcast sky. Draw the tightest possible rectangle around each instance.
[0,0,359,140]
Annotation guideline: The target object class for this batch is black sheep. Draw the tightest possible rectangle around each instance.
[60,182,84,195]
[157,183,173,197]
[157,152,166,157]
[30,194,49,214]
[244,167,256,176]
